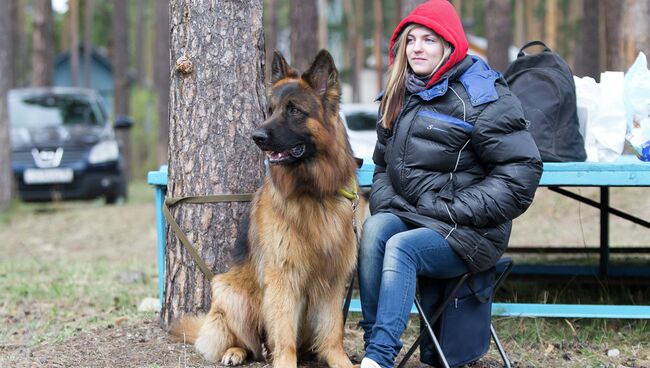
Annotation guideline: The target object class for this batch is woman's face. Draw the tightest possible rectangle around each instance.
[406,26,444,76]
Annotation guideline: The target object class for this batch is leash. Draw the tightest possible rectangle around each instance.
[163,180,361,283]
[163,194,254,280]
[341,178,361,324]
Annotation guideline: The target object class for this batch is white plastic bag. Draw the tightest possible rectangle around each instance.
[623,52,650,161]
[574,76,599,161]
[574,72,627,162]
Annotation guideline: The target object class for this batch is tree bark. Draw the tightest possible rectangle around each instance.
[113,0,131,179]
[395,0,403,26]
[630,0,650,63]
[401,0,425,18]
[355,0,364,100]
[162,0,266,327]
[544,0,557,50]
[486,0,512,72]
[83,0,94,88]
[525,0,542,43]
[318,0,328,50]
[289,0,318,72]
[604,0,624,71]
[514,0,525,47]
[135,0,147,86]
[155,0,170,166]
[265,0,278,88]
[373,0,384,90]
[113,0,130,116]
[13,0,28,87]
[31,0,54,87]
[342,0,360,102]
[566,0,583,70]
[8,0,19,88]
[0,1,12,212]
[69,0,80,86]
[580,0,600,79]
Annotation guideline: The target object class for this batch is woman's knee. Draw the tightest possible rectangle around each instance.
[360,213,403,255]
[383,234,416,266]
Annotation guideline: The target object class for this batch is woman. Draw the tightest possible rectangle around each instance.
[357,1,543,367]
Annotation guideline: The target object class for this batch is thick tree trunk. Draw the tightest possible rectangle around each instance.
[69,0,80,86]
[544,0,557,50]
[580,0,600,79]
[113,0,131,179]
[630,0,650,62]
[514,0,525,47]
[486,0,512,72]
[604,0,624,71]
[525,0,542,43]
[342,0,360,102]
[401,0,425,18]
[265,0,278,88]
[395,0,403,25]
[373,0,384,90]
[566,0,583,70]
[31,0,54,87]
[83,0,94,88]
[13,0,28,87]
[155,0,170,166]
[355,0,364,100]
[135,0,147,86]
[0,1,12,212]
[289,0,318,72]
[8,0,18,88]
[318,0,328,50]
[161,0,266,327]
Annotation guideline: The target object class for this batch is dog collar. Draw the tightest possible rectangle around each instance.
[337,177,358,201]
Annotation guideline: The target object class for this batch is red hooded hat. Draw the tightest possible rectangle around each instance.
[389,0,469,88]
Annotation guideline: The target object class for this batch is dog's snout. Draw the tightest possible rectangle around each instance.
[252,129,269,145]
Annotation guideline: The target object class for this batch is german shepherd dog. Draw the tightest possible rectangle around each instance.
[170,50,365,368]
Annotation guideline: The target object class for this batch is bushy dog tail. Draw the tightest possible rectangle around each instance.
[169,315,205,344]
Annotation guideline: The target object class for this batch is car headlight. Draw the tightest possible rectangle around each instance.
[89,140,119,164]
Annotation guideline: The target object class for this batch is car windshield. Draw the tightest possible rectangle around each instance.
[9,93,104,128]
[345,111,376,131]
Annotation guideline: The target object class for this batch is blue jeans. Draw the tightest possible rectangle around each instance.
[358,213,469,367]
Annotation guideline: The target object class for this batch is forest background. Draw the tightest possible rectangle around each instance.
[1,0,649,195]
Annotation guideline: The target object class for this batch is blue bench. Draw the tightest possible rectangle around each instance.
[148,156,650,319]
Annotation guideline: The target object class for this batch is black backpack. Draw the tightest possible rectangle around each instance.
[504,41,586,162]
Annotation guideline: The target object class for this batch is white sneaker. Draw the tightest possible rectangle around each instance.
[360,357,381,368]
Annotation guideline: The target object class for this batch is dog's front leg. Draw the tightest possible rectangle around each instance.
[262,268,304,368]
[310,288,354,368]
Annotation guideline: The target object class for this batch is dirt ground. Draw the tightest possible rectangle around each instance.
[1,185,649,367]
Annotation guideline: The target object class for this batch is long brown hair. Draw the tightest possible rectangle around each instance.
[380,25,452,129]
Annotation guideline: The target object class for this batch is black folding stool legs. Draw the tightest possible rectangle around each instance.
[397,258,514,368]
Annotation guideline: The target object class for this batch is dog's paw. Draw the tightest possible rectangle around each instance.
[221,347,247,366]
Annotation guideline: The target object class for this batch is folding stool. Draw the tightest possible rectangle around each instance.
[397,257,514,368]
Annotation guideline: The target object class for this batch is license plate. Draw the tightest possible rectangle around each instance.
[24,168,74,184]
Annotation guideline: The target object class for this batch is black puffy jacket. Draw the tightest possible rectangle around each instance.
[369,56,543,273]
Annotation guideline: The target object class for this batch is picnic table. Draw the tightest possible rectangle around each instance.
[148,155,650,319]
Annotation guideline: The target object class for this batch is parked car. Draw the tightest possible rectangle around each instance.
[340,103,378,163]
[9,87,131,204]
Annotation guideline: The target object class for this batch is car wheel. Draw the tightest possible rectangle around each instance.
[106,177,128,205]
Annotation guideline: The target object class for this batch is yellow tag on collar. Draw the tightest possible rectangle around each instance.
[338,177,358,200]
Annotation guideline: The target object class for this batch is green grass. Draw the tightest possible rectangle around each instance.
[0,257,157,346]
[1,183,648,366]
[0,180,153,224]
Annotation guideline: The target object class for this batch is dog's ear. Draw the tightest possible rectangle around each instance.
[271,50,297,84]
[302,49,340,101]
